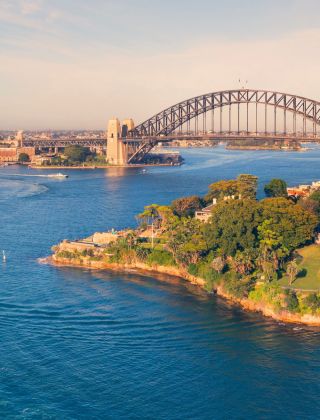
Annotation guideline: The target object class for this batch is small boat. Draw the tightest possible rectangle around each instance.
[47,173,68,179]
[2,251,6,263]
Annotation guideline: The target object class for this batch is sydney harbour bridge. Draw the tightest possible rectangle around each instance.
[23,89,320,164]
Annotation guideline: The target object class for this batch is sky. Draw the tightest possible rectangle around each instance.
[1,0,320,130]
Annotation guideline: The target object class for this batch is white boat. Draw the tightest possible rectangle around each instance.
[2,251,6,263]
[47,173,68,179]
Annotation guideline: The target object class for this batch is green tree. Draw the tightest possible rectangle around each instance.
[172,195,204,217]
[135,246,149,262]
[166,218,208,265]
[259,260,276,282]
[64,145,91,163]
[18,152,30,163]
[297,198,320,218]
[309,189,320,203]
[258,219,289,271]
[205,179,239,203]
[264,179,288,198]
[156,205,179,232]
[205,199,262,256]
[237,174,258,200]
[286,260,299,285]
[304,293,320,313]
[137,204,160,248]
[125,230,138,250]
[137,204,160,226]
[307,190,320,221]
[284,290,299,312]
[232,250,255,275]
[261,198,317,251]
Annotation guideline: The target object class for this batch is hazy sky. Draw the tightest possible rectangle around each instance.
[1,0,320,129]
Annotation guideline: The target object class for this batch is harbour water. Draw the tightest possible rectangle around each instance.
[1,145,320,419]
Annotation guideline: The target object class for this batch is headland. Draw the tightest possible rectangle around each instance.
[46,174,320,326]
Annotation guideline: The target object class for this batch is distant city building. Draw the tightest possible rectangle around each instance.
[0,146,35,163]
[0,147,17,163]
[287,181,320,198]
[15,130,24,144]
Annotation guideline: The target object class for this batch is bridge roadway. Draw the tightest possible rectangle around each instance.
[22,137,107,148]
[126,133,320,143]
[22,132,320,148]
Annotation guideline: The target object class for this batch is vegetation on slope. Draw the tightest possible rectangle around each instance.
[55,175,320,317]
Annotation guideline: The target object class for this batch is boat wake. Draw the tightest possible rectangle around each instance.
[0,179,48,200]
[3,173,68,179]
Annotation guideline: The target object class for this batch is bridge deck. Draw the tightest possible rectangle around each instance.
[22,133,320,148]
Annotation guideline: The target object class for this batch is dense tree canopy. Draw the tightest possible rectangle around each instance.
[308,190,320,221]
[237,174,258,200]
[205,180,239,203]
[133,175,317,289]
[205,174,258,203]
[64,145,91,163]
[204,199,262,256]
[310,190,320,203]
[264,179,288,198]
[58,173,320,317]
[167,195,316,265]
[260,198,317,251]
[166,218,208,265]
[137,204,161,228]
[297,198,320,220]
[171,195,204,217]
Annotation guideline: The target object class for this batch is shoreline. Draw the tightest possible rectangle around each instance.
[29,163,180,170]
[226,146,301,151]
[43,255,320,327]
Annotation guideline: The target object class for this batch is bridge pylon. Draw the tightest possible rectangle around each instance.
[106,118,129,165]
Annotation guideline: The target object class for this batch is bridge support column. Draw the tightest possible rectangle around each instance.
[106,118,128,165]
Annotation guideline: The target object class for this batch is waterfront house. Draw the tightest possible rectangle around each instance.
[287,180,320,199]
[195,199,217,222]
[195,194,241,222]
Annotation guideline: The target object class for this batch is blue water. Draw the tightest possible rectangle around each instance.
[1,145,320,419]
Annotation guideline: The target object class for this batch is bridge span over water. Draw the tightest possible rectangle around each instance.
[122,89,320,163]
[23,89,320,164]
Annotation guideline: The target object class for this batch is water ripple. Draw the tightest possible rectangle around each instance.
[2,149,320,418]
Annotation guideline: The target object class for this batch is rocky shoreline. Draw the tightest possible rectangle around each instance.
[44,254,320,327]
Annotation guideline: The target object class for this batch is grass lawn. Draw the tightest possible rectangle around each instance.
[139,242,165,251]
[279,244,320,291]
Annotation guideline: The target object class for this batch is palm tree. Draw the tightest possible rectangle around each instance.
[126,231,137,250]
[137,205,160,249]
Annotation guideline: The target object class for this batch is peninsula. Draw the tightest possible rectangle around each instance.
[226,138,301,151]
[48,175,320,326]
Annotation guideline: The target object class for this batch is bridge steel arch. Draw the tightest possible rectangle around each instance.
[130,89,320,137]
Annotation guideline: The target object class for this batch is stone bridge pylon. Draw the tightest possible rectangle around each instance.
[106,118,135,165]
